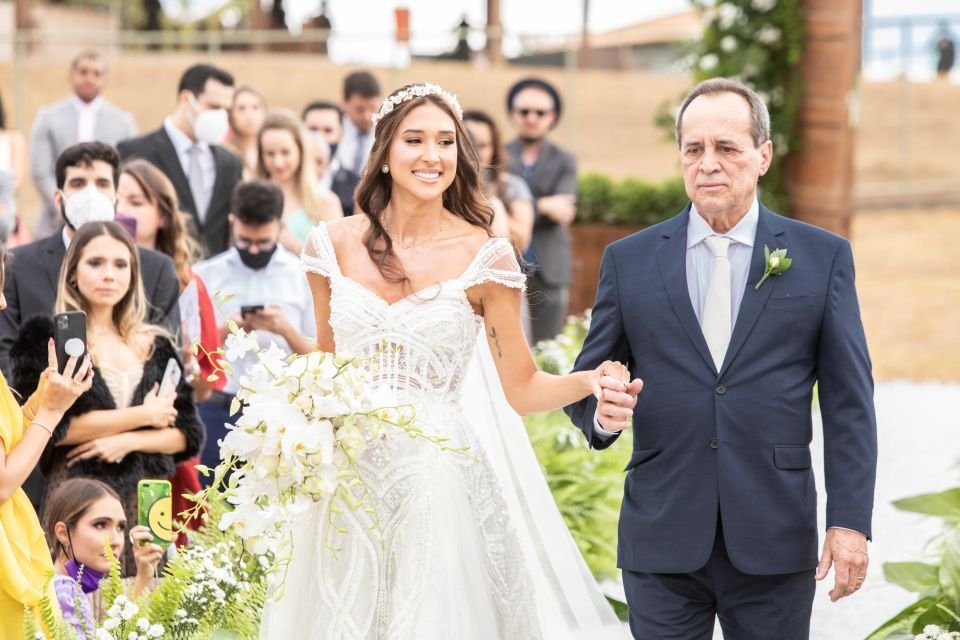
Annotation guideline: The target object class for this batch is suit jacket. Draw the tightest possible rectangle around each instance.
[505,138,578,287]
[29,98,138,237]
[330,166,360,216]
[118,127,242,257]
[0,231,182,380]
[564,204,877,576]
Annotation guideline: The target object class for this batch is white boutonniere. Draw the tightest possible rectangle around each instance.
[754,245,792,290]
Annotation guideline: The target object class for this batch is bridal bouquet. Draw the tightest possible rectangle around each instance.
[188,326,463,566]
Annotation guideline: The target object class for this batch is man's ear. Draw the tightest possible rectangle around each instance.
[54,188,64,211]
[227,213,236,226]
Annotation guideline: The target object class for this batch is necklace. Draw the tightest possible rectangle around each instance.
[388,213,449,250]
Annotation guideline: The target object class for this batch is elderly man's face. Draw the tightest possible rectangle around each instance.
[678,92,772,220]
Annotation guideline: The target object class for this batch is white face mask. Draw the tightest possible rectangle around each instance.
[62,185,115,229]
[189,94,229,145]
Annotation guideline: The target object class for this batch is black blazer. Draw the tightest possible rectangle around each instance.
[0,231,181,379]
[118,127,242,257]
[330,166,361,216]
[505,138,578,287]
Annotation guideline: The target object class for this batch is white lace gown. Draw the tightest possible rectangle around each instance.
[260,223,626,640]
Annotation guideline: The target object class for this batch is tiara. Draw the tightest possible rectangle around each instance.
[371,83,464,128]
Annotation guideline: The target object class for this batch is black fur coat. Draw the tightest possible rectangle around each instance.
[10,315,204,496]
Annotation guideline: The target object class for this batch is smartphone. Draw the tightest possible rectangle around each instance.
[158,357,182,397]
[240,304,264,318]
[53,311,87,377]
[137,479,173,547]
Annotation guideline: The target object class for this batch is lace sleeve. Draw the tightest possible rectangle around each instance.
[462,238,526,291]
[300,222,340,278]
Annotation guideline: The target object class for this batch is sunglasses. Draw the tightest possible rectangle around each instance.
[515,108,552,119]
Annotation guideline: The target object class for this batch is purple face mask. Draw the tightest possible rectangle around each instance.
[64,559,104,594]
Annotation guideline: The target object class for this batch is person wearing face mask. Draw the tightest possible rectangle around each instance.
[192,180,315,481]
[302,100,361,216]
[45,478,163,638]
[118,64,243,258]
[0,142,181,512]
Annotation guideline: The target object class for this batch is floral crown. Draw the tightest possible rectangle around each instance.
[371,83,464,128]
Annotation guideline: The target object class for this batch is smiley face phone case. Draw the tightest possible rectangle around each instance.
[137,479,173,547]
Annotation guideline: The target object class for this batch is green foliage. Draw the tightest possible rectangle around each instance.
[576,173,688,227]
[525,315,632,580]
[868,487,960,638]
[682,0,806,214]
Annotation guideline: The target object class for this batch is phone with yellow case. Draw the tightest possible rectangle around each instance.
[137,479,173,547]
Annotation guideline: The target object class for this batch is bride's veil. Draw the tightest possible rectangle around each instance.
[460,332,628,639]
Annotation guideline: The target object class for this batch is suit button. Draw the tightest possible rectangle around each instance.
[710,438,718,449]
[715,384,727,395]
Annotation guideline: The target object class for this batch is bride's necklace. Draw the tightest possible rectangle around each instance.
[387,213,450,250]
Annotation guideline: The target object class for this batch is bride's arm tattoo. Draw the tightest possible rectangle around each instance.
[488,326,503,358]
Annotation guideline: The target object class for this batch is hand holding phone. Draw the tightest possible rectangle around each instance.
[240,304,265,318]
[138,479,173,548]
[54,311,87,377]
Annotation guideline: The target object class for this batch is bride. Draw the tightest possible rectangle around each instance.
[260,83,629,639]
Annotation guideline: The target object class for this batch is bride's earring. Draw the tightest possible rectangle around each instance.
[381,164,389,174]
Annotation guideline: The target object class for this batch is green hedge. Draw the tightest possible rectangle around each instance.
[577,173,688,227]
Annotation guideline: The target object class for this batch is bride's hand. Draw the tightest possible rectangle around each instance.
[591,360,629,399]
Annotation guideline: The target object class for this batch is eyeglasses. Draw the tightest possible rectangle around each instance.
[233,237,277,252]
[515,108,551,119]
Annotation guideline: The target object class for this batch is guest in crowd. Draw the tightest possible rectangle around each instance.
[303,100,360,215]
[504,77,578,344]
[118,63,242,257]
[257,110,341,255]
[0,90,27,246]
[335,71,380,176]
[0,249,94,639]
[0,142,180,399]
[463,109,535,250]
[193,181,315,481]
[30,51,138,238]
[225,85,267,179]
[117,159,224,538]
[11,221,203,576]
[46,478,163,639]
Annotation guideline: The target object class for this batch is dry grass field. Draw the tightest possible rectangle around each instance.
[0,52,955,381]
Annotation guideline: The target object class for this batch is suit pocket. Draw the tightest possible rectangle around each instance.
[774,446,812,470]
[624,448,662,472]
[767,291,817,310]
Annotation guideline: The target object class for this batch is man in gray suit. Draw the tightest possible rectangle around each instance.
[29,50,138,237]
[505,77,578,344]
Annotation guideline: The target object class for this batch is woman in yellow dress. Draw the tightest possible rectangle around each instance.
[0,250,94,638]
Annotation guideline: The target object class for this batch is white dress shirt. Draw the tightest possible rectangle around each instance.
[163,117,215,220]
[594,199,759,438]
[72,95,103,143]
[193,246,317,394]
[336,116,374,175]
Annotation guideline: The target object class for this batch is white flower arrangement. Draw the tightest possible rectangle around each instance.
[915,625,960,640]
[188,326,468,575]
[371,83,463,128]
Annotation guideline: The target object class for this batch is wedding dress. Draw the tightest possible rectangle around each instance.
[259,222,626,639]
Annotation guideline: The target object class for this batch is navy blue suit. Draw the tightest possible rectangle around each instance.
[565,204,877,636]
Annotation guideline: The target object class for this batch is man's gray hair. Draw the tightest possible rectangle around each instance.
[674,78,771,149]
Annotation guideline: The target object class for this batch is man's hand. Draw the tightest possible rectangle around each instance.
[816,528,869,602]
[594,361,643,432]
[245,305,291,336]
[537,194,577,226]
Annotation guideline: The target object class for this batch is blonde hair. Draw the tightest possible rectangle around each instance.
[257,109,336,224]
[55,221,167,362]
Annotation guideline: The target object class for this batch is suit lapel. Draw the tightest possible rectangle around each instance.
[209,146,230,220]
[718,207,786,377]
[656,208,717,373]
[529,141,557,196]
[154,128,198,218]
[43,232,67,291]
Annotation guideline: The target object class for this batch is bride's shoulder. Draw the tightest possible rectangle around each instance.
[323,215,368,254]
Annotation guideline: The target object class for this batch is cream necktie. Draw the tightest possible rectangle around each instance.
[702,235,732,370]
[188,144,207,224]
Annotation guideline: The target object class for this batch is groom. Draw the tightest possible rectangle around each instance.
[565,78,877,639]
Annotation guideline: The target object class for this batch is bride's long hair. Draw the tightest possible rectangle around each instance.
[355,84,494,285]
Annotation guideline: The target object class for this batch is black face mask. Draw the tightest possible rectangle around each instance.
[236,244,277,270]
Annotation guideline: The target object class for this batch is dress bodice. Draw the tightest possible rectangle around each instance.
[302,222,525,406]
